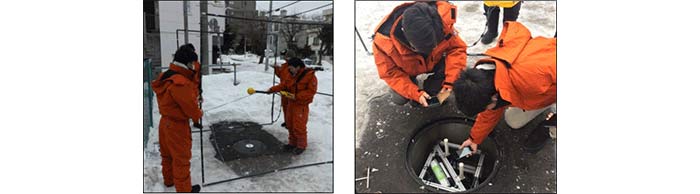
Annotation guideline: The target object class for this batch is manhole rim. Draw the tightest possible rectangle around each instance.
[403,117,503,193]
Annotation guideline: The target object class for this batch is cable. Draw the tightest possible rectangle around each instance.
[468,6,498,47]
[283,3,332,18]
[273,0,300,11]
[203,95,252,113]
[203,161,333,187]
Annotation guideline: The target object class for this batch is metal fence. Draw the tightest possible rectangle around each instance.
[144,58,154,149]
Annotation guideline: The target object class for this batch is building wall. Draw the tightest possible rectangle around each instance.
[158,1,226,68]
[225,1,258,53]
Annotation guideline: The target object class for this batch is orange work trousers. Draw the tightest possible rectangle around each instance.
[158,117,193,192]
[284,104,309,149]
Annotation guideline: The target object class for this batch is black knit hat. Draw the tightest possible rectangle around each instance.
[402,2,444,54]
[287,57,304,68]
[174,44,198,64]
[454,69,496,117]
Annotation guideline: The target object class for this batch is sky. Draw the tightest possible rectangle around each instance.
[255,1,332,17]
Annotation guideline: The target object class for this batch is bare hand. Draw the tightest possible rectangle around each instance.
[417,92,430,107]
[459,138,479,155]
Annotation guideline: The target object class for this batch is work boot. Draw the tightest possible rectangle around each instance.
[481,5,500,44]
[293,147,305,155]
[283,144,295,151]
[191,184,201,193]
[481,30,498,45]
[523,122,550,153]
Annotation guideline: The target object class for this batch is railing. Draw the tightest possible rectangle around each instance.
[143,58,154,149]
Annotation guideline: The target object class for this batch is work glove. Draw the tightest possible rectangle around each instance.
[193,122,203,129]
[280,91,296,99]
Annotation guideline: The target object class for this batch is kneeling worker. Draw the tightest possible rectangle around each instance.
[454,22,556,154]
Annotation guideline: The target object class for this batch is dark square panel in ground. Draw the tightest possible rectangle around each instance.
[209,121,293,176]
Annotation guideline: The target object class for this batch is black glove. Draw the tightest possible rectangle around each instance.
[193,122,203,129]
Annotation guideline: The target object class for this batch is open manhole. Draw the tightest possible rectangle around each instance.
[406,119,501,192]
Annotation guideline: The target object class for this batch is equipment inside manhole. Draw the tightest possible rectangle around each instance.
[406,119,500,193]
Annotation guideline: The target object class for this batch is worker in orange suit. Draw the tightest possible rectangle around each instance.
[151,45,203,193]
[372,1,467,107]
[272,49,297,128]
[268,57,317,155]
[454,22,556,154]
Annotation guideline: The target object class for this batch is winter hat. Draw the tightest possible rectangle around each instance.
[184,43,196,52]
[174,44,198,64]
[287,57,304,68]
[402,2,444,54]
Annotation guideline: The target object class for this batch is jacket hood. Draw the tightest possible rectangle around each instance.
[485,21,531,66]
[151,64,195,96]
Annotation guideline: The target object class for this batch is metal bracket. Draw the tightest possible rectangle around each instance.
[435,144,466,191]
[472,152,486,188]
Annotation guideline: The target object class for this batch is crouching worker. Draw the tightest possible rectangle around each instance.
[372,1,467,107]
[268,57,317,155]
[151,45,203,192]
[454,22,556,154]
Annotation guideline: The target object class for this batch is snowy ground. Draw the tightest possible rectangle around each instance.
[144,54,333,192]
[355,1,556,146]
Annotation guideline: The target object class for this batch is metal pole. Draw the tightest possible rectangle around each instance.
[264,0,273,72]
[198,0,208,185]
[184,1,188,44]
[270,35,278,123]
[201,1,209,75]
[355,27,371,55]
[218,32,222,71]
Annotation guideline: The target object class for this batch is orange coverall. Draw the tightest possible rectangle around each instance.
[151,63,203,192]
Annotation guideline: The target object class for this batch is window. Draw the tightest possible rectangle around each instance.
[313,37,320,46]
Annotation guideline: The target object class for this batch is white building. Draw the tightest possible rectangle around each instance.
[158,1,226,68]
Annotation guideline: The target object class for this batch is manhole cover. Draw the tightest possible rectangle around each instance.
[209,121,285,161]
[406,119,501,192]
[232,139,267,155]
[208,121,294,176]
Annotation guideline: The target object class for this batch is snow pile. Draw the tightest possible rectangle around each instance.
[144,54,333,192]
[355,1,556,146]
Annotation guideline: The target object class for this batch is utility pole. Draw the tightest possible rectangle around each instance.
[264,0,273,72]
[183,1,188,44]
[200,0,209,75]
